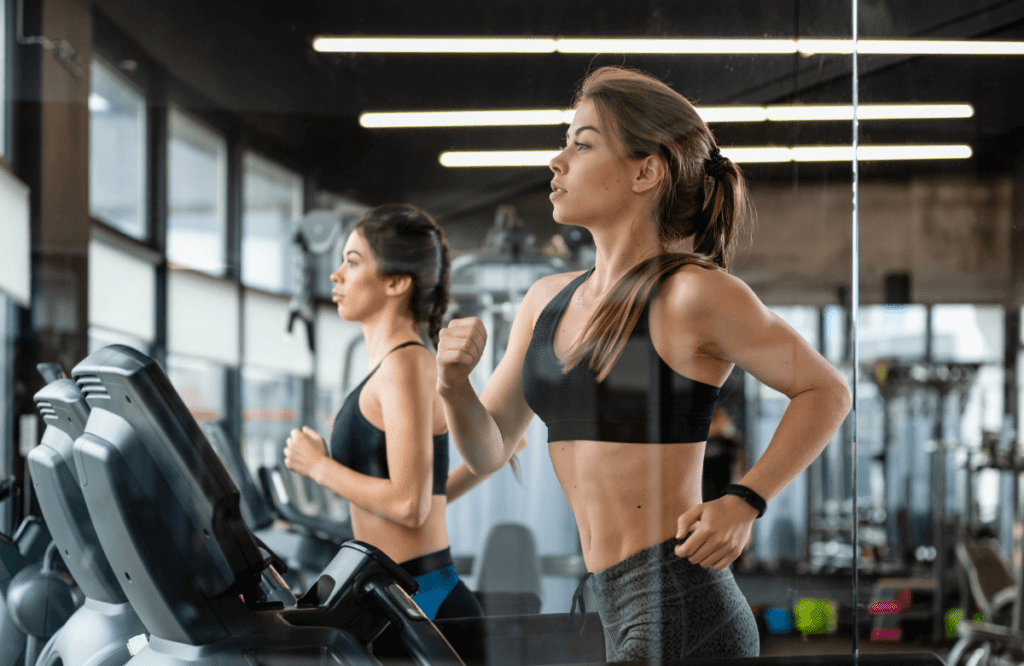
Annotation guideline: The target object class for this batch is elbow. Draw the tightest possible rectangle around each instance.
[465,458,500,478]
[394,494,432,529]
[836,377,853,418]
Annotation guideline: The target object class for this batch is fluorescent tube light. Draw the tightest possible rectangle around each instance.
[857,40,1024,55]
[361,109,575,128]
[312,36,555,53]
[439,144,973,167]
[315,36,1024,56]
[556,38,797,54]
[362,104,972,128]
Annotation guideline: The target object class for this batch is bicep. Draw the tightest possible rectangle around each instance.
[379,358,435,486]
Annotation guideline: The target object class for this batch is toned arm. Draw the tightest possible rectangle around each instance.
[290,347,438,529]
[437,275,565,475]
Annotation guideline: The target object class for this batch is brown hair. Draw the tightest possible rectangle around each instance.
[564,66,754,380]
[356,204,451,348]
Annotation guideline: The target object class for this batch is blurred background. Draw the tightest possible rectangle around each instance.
[1,0,1023,662]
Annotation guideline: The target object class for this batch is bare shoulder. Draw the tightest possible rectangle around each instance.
[519,270,589,326]
[376,342,437,388]
[660,263,766,321]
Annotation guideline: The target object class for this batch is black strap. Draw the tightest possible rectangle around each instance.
[723,483,767,518]
[368,340,425,376]
[569,571,594,635]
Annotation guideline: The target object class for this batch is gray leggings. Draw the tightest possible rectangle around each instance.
[585,537,760,662]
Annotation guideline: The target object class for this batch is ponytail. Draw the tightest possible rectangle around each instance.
[425,227,451,349]
[691,147,752,271]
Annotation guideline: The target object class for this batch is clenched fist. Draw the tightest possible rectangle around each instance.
[436,317,487,392]
[283,426,329,481]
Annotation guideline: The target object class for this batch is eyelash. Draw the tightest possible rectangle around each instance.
[561,141,588,152]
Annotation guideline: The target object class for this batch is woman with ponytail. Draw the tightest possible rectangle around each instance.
[284,203,483,623]
[437,67,851,660]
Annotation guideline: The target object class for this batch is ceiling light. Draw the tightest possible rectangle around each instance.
[314,36,1024,56]
[439,144,972,167]
[362,104,972,128]
[360,109,575,128]
[555,38,796,54]
[856,40,1024,55]
[312,36,555,53]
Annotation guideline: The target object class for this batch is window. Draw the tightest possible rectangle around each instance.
[0,1,7,160]
[89,58,147,240]
[242,152,303,293]
[858,305,929,359]
[88,237,156,348]
[167,108,227,275]
[166,355,226,424]
[240,368,326,516]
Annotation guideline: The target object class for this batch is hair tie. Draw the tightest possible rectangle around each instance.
[704,146,730,180]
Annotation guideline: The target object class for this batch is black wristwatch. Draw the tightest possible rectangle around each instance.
[723,484,767,518]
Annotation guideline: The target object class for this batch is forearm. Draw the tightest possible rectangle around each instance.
[446,462,490,503]
[312,457,430,528]
[736,383,850,501]
[438,381,508,475]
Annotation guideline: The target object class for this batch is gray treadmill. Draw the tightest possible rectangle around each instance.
[70,345,463,666]
[28,378,148,666]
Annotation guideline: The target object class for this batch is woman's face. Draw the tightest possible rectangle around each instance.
[548,99,641,228]
[330,228,388,323]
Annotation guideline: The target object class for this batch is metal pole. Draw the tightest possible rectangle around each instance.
[851,0,861,658]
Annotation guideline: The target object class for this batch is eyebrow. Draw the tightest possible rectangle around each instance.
[345,250,363,258]
[566,125,600,140]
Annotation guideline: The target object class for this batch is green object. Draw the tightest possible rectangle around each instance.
[973,612,985,623]
[945,608,964,638]
[794,598,838,635]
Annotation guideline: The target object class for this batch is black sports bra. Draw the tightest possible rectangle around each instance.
[521,269,720,443]
[330,341,449,495]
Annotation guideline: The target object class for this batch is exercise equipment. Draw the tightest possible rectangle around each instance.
[946,443,1024,666]
[68,344,464,665]
[1,431,64,666]
[26,377,148,666]
[201,422,349,589]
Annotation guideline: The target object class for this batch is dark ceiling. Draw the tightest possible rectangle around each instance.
[93,0,1024,220]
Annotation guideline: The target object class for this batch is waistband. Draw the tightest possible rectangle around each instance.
[399,546,454,578]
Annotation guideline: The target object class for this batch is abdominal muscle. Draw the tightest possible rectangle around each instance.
[349,495,451,565]
[549,439,706,572]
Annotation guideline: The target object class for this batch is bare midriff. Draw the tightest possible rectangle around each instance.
[548,438,706,572]
[349,495,450,565]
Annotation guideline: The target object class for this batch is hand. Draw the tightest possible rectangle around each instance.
[436,317,487,392]
[284,426,329,481]
[674,495,757,571]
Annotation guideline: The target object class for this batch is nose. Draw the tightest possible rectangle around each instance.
[549,147,566,174]
[330,266,343,284]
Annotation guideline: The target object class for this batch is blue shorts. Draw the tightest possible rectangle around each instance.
[400,547,471,620]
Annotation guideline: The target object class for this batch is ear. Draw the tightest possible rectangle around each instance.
[632,155,666,194]
[385,274,413,297]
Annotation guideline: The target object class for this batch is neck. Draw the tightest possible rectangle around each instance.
[585,213,662,294]
[360,310,421,367]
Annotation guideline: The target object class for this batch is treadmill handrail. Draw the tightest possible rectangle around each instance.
[257,466,352,543]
